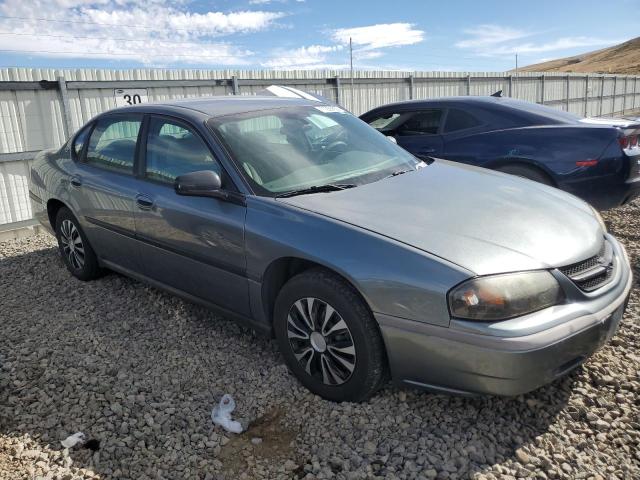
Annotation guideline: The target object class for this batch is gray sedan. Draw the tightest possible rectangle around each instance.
[29,96,632,402]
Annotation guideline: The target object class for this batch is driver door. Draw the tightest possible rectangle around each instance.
[133,114,249,316]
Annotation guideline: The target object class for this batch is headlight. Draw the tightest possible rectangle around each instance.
[448,271,563,321]
[590,205,607,233]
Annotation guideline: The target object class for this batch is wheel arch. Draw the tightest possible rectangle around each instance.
[260,256,373,327]
[46,198,68,230]
[487,158,558,187]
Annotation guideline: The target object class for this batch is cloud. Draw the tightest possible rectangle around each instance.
[455,25,531,49]
[489,37,622,55]
[0,0,285,65]
[262,22,423,70]
[332,23,424,51]
[249,0,304,4]
[261,44,344,68]
[455,24,620,58]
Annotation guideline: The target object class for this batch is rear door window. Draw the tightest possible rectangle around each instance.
[395,110,443,136]
[367,110,443,136]
[85,116,142,173]
[443,109,481,133]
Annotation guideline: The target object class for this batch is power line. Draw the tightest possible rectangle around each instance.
[0,31,246,48]
[0,48,250,59]
[0,14,234,35]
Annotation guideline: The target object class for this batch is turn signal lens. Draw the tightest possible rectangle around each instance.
[448,271,563,321]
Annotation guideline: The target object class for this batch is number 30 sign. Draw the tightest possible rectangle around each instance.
[114,89,148,107]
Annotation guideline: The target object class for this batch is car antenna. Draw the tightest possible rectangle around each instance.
[491,90,503,97]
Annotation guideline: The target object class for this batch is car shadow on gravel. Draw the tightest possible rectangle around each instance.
[0,239,631,479]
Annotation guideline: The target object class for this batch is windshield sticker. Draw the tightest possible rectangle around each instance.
[315,105,347,114]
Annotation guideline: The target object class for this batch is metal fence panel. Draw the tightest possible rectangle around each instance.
[0,159,31,225]
[0,67,639,229]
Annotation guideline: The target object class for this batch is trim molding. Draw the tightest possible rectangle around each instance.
[85,215,246,277]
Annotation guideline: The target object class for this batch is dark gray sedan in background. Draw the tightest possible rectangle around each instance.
[29,96,632,402]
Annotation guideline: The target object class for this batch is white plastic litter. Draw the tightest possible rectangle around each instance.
[211,394,243,434]
[60,432,86,449]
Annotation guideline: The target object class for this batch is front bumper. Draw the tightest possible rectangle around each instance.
[377,235,632,396]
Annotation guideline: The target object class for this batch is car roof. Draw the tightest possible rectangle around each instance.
[364,96,521,110]
[112,95,323,118]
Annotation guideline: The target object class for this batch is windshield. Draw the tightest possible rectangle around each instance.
[207,105,420,196]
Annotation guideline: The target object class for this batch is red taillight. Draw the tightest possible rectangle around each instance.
[630,135,638,147]
[576,160,598,167]
[619,136,629,149]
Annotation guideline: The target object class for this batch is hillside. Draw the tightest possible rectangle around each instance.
[519,37,640,74]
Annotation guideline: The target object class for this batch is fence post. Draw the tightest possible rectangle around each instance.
[599,76,605,117]
[584,75,589,117]
[231,75,239,95]
[635,76,638,110]
[611,76,618,116]
[508,75,513,97]
[408,74,414,100]
[57,76,73,139]
[622,76,628,115]
[334,75,341,106]
[565,75,570,112]
[466,75,471,96]
[540,74,545,105]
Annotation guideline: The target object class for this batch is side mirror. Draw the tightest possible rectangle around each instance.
[175,170,227,200]
[386,135,397,144]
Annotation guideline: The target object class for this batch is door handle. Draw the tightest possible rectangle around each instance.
[136,194,154,210]
[70,175,82,187]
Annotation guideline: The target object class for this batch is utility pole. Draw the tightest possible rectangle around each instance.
[349,37,354,110]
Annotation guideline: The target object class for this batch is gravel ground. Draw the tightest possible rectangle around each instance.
[1,200,639,480]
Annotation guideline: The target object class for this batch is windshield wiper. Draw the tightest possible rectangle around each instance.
[387,169,413,178]
[382,161,430,181]
[276,183,357,198]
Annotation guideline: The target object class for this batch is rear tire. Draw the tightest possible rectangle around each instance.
[496,164,553,186]
[54,207,102,281]
[274,268,388,402]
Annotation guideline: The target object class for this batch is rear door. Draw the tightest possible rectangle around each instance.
[440,107,487,164]
[365,108,444,158]
[133,114,249,315]
[72,113,144,270]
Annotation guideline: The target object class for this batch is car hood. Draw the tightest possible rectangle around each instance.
[278,160,604,275]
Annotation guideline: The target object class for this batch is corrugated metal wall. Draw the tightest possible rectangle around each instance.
[1,68,639,229]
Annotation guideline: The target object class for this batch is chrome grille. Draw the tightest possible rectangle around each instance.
[559,240,614,292]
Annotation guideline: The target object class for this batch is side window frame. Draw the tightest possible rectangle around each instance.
[71,122,95,162]
[83,113,144,175]
[139,113,237,192]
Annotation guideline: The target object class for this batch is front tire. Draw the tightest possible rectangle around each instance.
[55,207,102,281]
[274,268,388,402]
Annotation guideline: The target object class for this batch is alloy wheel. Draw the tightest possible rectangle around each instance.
[60,219,85,270]
[286,297,356,385]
